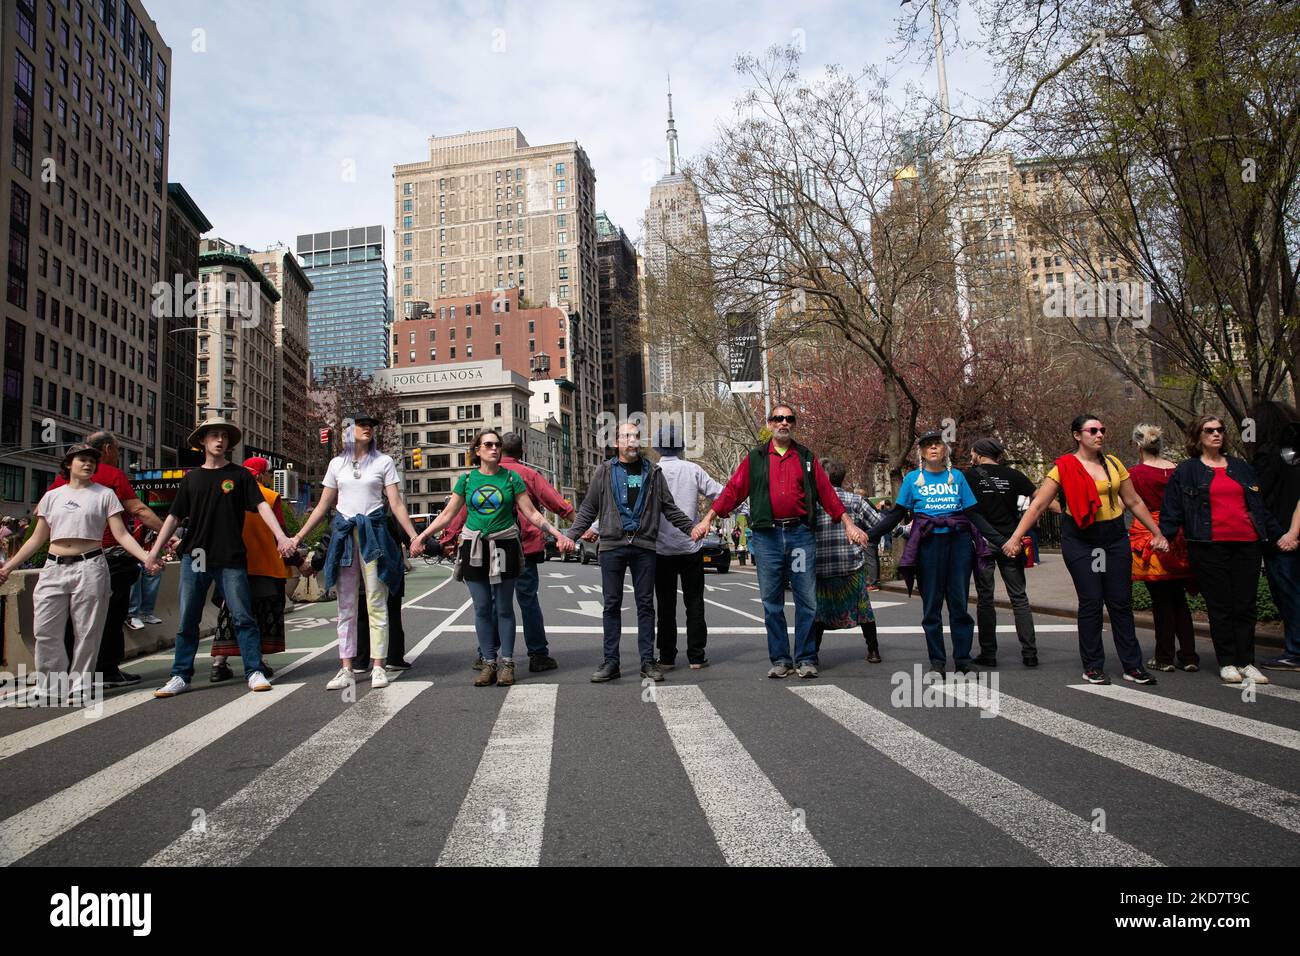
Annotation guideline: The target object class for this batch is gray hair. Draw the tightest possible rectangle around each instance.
[86,431,115,451]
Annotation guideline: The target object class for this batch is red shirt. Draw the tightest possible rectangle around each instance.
[712,441,846,522]
[1128,463,1175,514]
[442,456,573,555]
[49,463,137,548]
[1209,468,1258,542]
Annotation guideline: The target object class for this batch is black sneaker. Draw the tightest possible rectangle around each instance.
[1022,654,1039,667]
[928,661,946,677]
[1124,667,1157,686]
[102,670,142,688]
[688,659,710,670]
[209,661,233,683]
[972,654,998,667]
[955,662,975,675]
[384,659,413,671]
[528,654,558,673]
[590,661,621,683]
[1082,669,1111,685]
[656,658,676,670]
[640,661,665,682]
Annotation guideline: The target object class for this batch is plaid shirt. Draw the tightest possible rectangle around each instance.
[815,487,880,578]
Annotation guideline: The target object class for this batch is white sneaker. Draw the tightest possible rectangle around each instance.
[154,676,190,698]
[370,666,390,688]
[247,671,272,692]
[126,616,145,631]
[1240,664,1270,684]
[325,668,355,691]
[142,614,163,625]
[1219,665,1243,684]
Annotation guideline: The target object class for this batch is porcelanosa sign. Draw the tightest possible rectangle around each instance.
[381,365,493,391]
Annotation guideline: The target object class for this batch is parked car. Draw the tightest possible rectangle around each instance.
[699,533,731,573]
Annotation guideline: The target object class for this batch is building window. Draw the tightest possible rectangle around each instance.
[556,179,566,193]
[0,464,25,502]
[403,182,412,195]
[555,162,565,175]
[403,199,412,212]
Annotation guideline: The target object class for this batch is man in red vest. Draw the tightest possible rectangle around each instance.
[692,404,869,678]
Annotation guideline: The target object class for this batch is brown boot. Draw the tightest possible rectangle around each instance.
[497,661,516,686]
[474,662,497,687]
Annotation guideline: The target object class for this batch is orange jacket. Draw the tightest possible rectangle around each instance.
[244,483,288,579]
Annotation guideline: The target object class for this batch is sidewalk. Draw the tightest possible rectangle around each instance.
[876,550,1287,649]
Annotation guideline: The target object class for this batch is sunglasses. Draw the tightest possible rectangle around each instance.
[480,440,501,449]
[1081,426,1106,436]
[1202,425,1225,435]
[769,415,797,424]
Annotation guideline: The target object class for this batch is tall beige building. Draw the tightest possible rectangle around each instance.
[249,247,312,472]
[1,0,173,513]
[643,90,707,400]
[195,239,280,459]
[393,128,602,485]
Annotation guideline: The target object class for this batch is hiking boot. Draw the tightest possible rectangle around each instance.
[796,662,819,679]
[209,660,233,683]
[1146,658,1175,673]
[474,663,498,687]
[498,661,516,686]
[640,661,665,682]
[767,663,793,679]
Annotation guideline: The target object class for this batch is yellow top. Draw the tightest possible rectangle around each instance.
[1047,456,1130,522]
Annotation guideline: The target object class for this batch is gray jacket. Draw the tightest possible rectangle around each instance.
[566,457,696,552]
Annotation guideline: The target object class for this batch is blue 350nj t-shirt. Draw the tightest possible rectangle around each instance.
[895,467,977,534]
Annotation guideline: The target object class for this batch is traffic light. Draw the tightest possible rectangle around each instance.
[412,447,423,470]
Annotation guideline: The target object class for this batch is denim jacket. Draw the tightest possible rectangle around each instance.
[1158,456,1284,545]
[323,507,404,595]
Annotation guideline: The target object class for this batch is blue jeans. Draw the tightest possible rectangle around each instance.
[1263,551,1300,657]
[171,556,262,681]
[599,545,657,665]
[513,559,549,656]
[466,576,518,661]
[750,525,818,666]
[129,562,162,617]
[917,531,975,666]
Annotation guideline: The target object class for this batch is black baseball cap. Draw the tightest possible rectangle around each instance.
[916,429,946,447]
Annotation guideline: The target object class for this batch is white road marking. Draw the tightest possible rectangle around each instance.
[792,684,1160,867]
[0,685,301,866]
[146,681,431,866]
[703,597,767,623]
[406,598,474,662]
[1218,682,1300,704]
[654,684,832,866]
[0,690,155,763]
[944,682,1300,835]
[437,684,558,867]
[1070,684,1300,752]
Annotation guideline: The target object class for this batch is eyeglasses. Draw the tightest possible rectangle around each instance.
[1202,426,1225,435]
[480,440,501,449]
[1081,426,1106,436]
[769,415,797,424]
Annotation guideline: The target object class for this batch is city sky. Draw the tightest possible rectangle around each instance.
[152,0,992,266]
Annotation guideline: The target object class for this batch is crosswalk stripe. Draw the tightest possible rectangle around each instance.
[437,684,557,866]
[146,682,431,867]
[407,598,473,663]
[1070,684,1300,752]
[439,624,1078,635]
[654,685,832,866]
[269,640,339,681]
[1218,682,1300,704]
[944,682,1300,835]
[791,685,1161,866]
[0,689,155,763]
[0,685,300,867]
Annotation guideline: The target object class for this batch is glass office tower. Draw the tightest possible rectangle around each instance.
[296,226,390,381]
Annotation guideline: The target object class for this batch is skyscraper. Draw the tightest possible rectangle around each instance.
[161,182,211,466]
[295,225,389,381]
[596,212,644,417]
[1,0,173,513]
[643,85,707,399]
[393,128,602,484]
[248,247,312,474]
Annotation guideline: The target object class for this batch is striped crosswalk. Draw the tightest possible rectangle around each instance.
[1,664,1298,867]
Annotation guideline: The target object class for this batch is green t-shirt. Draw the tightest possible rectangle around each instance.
[454,468,527,535]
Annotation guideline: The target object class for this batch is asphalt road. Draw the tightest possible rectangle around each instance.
[1,556,1297,867]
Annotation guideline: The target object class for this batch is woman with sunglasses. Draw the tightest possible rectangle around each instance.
[1158,416,1292,684]
[1005,414,1168,685]
[287,413,425,691]
[415,429,575,687]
